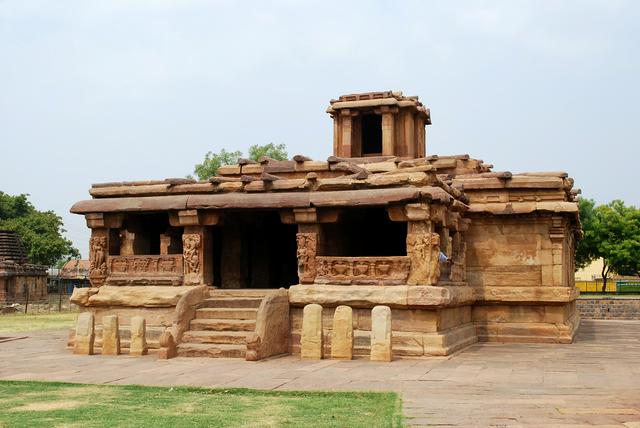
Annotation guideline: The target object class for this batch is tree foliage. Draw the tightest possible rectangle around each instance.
[577,198,640,291]
[193,143,288,180]
[0,192,80,266]
[193,149,242,181]
[247,143,288,162]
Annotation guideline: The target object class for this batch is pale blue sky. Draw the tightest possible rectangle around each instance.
[1,0,638,258]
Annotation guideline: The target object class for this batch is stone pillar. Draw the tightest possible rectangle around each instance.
[340,110,353,157]
[296,232,317,284]
[301,304,323,359]
[102,315,120,356]
[88,229,108,287]
[129,316,148,356]
[381,107,396,156]
[370,305,392,362]
[331,305,353,360]
[170,210,220,286]
[73,312,95,355]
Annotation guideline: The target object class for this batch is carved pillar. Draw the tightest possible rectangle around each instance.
[170,210,220,286]
[296,232,317,284]
[85,213,123,287]
[182,226,212,285]
[282,208,339,285]
[380,106,397,156]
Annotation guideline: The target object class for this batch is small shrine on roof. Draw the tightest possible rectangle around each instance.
[69,91,581,360]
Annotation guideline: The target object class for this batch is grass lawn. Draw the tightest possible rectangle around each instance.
[0,381,403,427]
[0,312,77,333]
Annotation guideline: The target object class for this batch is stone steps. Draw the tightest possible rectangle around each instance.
[181,330,250,345]
[178,290,266,359]
[189,318,256,331]
[195,307,258,320]
[177,343,246,358]
[198,297,263,309]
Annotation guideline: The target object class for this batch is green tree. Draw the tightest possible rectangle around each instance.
[193,149,242,180]
[575,198,598,269]
[0,192,80,266]
[578,199,640,291]
[247,143,288,162]
[192,144,288,180]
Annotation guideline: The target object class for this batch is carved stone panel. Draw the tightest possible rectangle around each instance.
[89,235,107,286]
[182,234,201,284]
[296,233,317,284]
[407,232,440,285]
[106,255,184,286]
[315,256,410,285]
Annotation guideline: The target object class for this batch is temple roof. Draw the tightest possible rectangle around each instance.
[0,230,28,264]
[71,154,579,217]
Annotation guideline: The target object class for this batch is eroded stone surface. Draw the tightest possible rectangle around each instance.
[73,312,94,355]
[301,304,323,359]
[101,315,120,356]
[331,305,353,360]
[370,305,392,362]
[129,316,147,356]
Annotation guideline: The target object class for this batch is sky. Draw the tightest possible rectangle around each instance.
[1,0,639,258]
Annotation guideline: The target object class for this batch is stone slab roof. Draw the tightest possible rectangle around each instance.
[72,154,579,218]
[0,230,28,264]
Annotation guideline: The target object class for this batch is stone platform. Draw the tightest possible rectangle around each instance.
[1,320,639,427]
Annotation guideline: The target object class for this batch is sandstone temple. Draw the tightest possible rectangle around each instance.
[0,230,48,305]
[69,91,581,360]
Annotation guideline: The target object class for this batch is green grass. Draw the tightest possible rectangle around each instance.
[0,381,404,427]
[0,312,77,333]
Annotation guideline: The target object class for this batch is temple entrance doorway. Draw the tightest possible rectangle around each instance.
[212,211,298,289]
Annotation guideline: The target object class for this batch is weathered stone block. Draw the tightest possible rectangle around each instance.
[370,305,392,362]
[157,331,177,359]
[301,304,323,359]
[101,315,120,355]
[331,305,353,360]
[129,316,147,356]
[73,312,95,355]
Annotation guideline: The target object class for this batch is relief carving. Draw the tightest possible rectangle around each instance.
[296,233,317,284]
[407,232,440,285]
[315,257,410,285]
[450,242,467,283]
[89,236,107,277]
[182,234,201,275]
[107,255,182,276]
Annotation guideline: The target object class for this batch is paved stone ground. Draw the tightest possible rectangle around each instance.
[1,319,639,427]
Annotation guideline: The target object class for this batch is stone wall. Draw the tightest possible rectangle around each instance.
[577,297,640,320]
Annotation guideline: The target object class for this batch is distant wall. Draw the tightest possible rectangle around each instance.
[577,297,640,320]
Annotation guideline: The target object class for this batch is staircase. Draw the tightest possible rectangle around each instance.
[177,289,273,358]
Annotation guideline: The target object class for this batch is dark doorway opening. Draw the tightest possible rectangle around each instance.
[320,207,406,257]
[361,114,382,156]
[212,211,298,289]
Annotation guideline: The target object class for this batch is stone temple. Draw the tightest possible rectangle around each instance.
[0,230,48,305]
[69,91,580,359]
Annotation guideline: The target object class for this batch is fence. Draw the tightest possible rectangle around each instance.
[576,279,640,294]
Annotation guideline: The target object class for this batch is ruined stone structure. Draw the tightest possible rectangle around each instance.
[0,230,48,305]
[69,91,580,359]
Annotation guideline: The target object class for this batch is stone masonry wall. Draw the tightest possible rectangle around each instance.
[577,297,640,320]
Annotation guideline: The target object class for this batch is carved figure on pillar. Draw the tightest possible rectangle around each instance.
[89,236,107,278]
[182,234,201,284]
[407,232,441,285]
[296,233,317,284]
